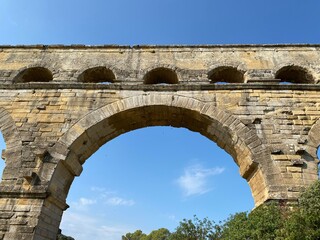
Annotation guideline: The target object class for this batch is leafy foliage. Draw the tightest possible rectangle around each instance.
[247,202,283,240]
[169,215,220,240]
[299,179,320,239]
[122,230,147,240]
[279,180,320,240]
[221,202,284,240]
[220,212,249,240]
[147,228,171,240]
[68,180,320,240]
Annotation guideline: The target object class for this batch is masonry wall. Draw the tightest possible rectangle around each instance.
[0,45,319,239]
[0,45,320,83]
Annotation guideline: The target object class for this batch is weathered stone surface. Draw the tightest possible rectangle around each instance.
[0,44,319,239]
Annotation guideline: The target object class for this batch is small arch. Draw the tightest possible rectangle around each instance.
[78,67,115,83]
[143,67,178,84]
[275,65,314,84]
[14,67,53,83]
[208,66,244,83]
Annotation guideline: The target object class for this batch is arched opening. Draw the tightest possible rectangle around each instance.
[78,67,116,83]
[40,95,272,240]
[13,67,53,83]
[208,66,244,83]
[305,118,320,180]
[143,68,178,84]
[0,132,5,181]
[275,66,314,84]
[60,126,254,239]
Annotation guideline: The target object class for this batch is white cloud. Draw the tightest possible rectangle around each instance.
[62,190,136,240]
[176,164,225,197]
[90,186,107,192]
[61,212,133,240]
[70,197,97,211]
[89,186,136,207]
[105,197,135,206]
[79,197,97,206]
[70,187,135,211]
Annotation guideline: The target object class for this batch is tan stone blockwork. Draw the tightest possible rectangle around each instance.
[0,45,319,239]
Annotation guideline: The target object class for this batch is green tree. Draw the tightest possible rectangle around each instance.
[279,180,320,240]
[276,209,306,240]
[246,202,283,240]
[220,203,284,240]
[221,212,249,240]
[169,215,219,240]
[122,230,147,240]
[122,180,320,240]
[145,228,171,240]
[299,179,320,239]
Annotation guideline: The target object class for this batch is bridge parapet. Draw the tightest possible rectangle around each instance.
[0,44,319,84]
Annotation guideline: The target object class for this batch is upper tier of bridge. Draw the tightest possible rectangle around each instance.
[0,44,319,87]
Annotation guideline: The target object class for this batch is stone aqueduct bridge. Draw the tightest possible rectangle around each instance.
[0,44,319,239]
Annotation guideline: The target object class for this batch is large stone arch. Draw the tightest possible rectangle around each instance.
[0,108,22,150]
[31,93,282,239]
[305,118,320,173]
[0,108,23,183]
[52,93,278,200]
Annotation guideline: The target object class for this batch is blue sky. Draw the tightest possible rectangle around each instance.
[1,0,320,45]
[0,0,320,239]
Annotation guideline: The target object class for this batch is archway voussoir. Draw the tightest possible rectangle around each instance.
[77,109,107,130]
[175,96,190,109]
[138,95,148,107]
[307,118,320,148]
[114,99,126,112]
[137,95,147,107]
[224,115,238,129]
[184,97,197,111]
[143,93,153,106]
[203,105,218,118]
[248,139,263,150]
[60,124,86,147]
[131,96,141,108]
[191,100,204,112]
[64,156,83,177]
[199,103,211,115]
[221,114,234,128]
[98,106,113,119]
[215,108,227,122]
[104,102,119,116]
[147,93,157,106]
[158,94,172,106]
[122,97,136,110]
[171,95,187,108]
[110,101,123,114]
[49,142,69,160]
